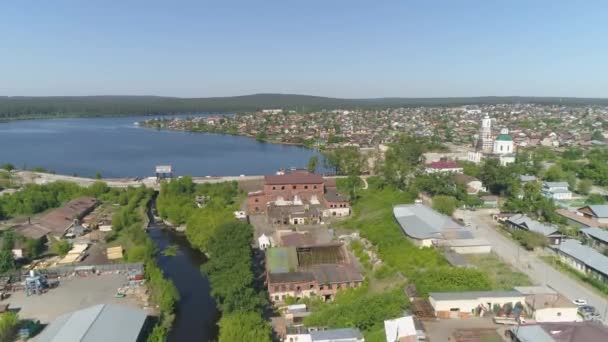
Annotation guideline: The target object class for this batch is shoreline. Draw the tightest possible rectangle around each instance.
[139,122,317,149]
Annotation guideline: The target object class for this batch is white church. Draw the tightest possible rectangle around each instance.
[468,115,516,165]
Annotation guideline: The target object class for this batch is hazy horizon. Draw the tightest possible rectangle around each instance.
[2,1,608,98]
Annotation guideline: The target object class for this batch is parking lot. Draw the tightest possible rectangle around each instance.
[2,273,148,323]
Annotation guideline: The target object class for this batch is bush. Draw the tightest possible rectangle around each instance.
[51,239,72,257]
[511,230,547,250]
[218,312,272,342]
[0,311,19,341]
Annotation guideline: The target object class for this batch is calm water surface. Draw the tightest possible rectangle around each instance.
[0,116,324,177]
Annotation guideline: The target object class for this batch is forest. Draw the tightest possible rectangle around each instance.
[2,94,608,120]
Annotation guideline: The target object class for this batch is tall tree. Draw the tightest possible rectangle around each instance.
[307,155,318,173]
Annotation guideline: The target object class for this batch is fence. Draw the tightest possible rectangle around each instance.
[6,262,144,282]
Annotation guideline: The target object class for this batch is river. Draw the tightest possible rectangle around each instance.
[148,221,219,342]
[0,115,326,178]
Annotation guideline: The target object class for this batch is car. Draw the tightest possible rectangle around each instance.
[572,299,587,306]
[579,305,596,313]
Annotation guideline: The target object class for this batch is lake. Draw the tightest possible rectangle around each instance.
[0,116,325,178]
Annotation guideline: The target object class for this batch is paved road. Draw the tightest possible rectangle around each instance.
[462,209,608,322]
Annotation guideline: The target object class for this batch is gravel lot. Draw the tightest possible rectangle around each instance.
[3,273,147,323]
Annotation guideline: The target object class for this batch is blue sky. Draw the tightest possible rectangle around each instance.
[1,1,607,98]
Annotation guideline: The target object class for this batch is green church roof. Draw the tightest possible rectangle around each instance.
[496,134,513,141]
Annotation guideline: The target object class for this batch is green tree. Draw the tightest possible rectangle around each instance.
[0,250,15,274]
[378,135,425,189]
[591,130,605,141]
[432,195,458,216]
[0,163,14,172]
[586,194,607,204]
[218,312,272,342]
[95,172,102,179]
[577,179,593,195]
[544,164,565,182]
[307,156,318,173]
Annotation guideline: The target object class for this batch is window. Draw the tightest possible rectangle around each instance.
[319,285,324,290]
[313,185,317,189]
[272,186,276,190]
[281,186,285,190]
[275,295,279,301]
[255,198,259,202]
[293,185,297,189]
[273,286,278,292]
[328,284,333,289]
[304,185,308,189]
[557,312,562,316]
[309,284,314,289]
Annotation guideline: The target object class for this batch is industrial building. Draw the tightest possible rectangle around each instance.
[392,204,491,253]
[36,304,150,342]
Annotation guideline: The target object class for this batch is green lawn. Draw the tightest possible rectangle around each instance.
[464,253,531,289]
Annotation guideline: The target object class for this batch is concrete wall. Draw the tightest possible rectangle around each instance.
[534,307,579,323]
[430,296,526,313]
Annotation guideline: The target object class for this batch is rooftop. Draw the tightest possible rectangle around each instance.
[426,161,460,169]
[393,204,471,240]
[496,133,513,141]
[384,316,417,341]
[525,293,577,310]
[506,214,560,237]
[265,172,324,185]
[36,304,148,342]
[581,227,608,244]
[556,239,608,277]
[310,328,363,342]
[581,205,608,218]
[511,322,608,342]
[556,209,608,228]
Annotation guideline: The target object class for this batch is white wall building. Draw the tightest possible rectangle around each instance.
[493,128,515,154]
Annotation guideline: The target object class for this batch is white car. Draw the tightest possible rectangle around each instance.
[572,299,587,306]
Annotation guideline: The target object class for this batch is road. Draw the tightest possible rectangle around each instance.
[461,209,608,322]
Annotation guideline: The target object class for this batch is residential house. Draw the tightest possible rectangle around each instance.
[509,322,608,342]
[392,204,491,253]
[452,174,486,195]
[541,182,572,201]
[523,292,579,323]
[554,239,608,283]
[519,175,537,183]
[480,195,499,208]
[424,160,463,174]
[555,209,608,228]
[581,227,608,252]
[577,205,608,225]
[505,214,563,245]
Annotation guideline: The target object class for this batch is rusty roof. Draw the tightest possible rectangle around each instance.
[264,173,324,185]
[39,197,98,236]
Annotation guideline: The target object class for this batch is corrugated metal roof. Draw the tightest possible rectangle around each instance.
[581,227,608,243]
[36,304,147,342]
[557,239,608,277]
[510,325,554,342]
[393,204,468,240]
[507,214,559,237]
[310,328,363,341]
[588,205,608,218]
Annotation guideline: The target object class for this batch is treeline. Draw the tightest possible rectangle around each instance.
[156,177,241,251]
[2,94,608,120]
[204,222,272,342]
[0,181,114,220]
[156,178,271,341]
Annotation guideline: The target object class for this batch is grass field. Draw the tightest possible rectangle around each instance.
[464,253,532,289]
